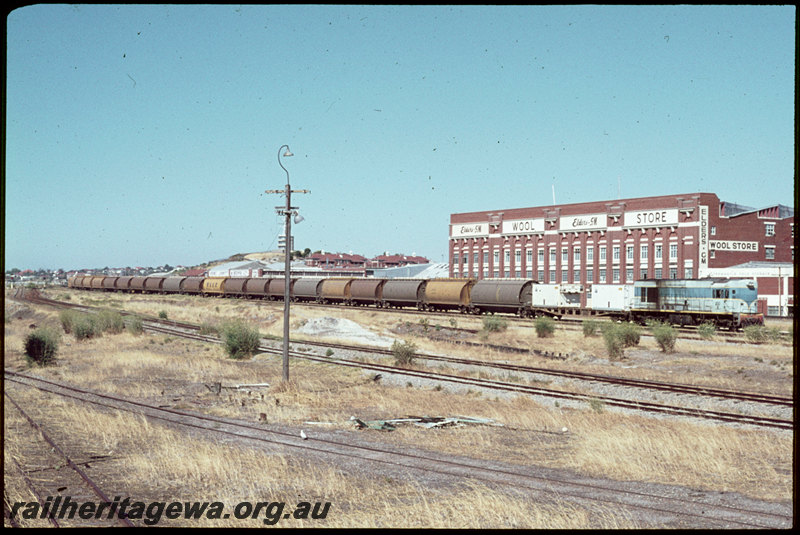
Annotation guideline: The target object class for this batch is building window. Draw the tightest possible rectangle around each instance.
[493,250,499,265]
[453,253,459,265]
[640,268,648,279]
[640,245,648,260]
[538,249,544,263]
[655,244,663,260]
[669,244,678,259]
[669,267,677,279]
[586,269,593,283]
[599,268,606,283]
[549,248,556,264]
[515,250,521,266]
[483,251,489,265]
[573,268,580,282]
[612,268,620,282]
[549,269,556,283]
[473,251,478,266]
[600,246,606,261]
[613,245,620,261]
[765,223,775,237]
[765,247,775,260]
[626,245,634,261]
[626,268,633,282]
[504,250,510,264]
[526,269,532,278]
[587,246,594,262]
[515,269,521,278]
[562,269,568,282]
[685,267,693,278]
[537,269,544,282]
[561,248,568,263]
[710,226,716,236]
[655,267,662,279]
[526,249,533,264]
[574,248,581,263]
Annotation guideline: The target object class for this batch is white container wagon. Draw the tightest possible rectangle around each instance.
[591,284,633,314]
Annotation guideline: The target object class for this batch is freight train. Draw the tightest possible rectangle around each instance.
[68,275,762,329]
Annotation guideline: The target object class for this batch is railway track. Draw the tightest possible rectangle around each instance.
[4,391,135,527]
[14,289,793,430]
[4,371,792,529]
[137,321,792,431]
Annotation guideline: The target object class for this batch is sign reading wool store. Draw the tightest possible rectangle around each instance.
[709,240,759,252]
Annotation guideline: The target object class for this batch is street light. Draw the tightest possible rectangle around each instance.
[266,144,309,382]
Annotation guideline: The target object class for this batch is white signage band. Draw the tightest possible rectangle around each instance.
[623,208,679,228]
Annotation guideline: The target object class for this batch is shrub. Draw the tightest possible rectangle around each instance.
[126,316,144,335]
[617,322,641,347]
[59,309,80,334]
[219,320,261,359]
[482,316,508,333]
[534,317,556,338]
[158,310,169,320]
[697,322,716,340]
[743,325,767,344]
[652,323,677,353]
[602,324,625,361]
[391,339,417,367]
[95,310,124,334]
[72,314,99,340]
[582,319,599,337]
[24,326,60,365]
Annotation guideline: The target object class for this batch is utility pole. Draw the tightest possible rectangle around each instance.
[265,145,309,383]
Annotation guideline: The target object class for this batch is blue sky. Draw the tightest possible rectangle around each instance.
[5,4,795,270]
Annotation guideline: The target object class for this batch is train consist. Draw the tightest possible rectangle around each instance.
[68,275,763,329]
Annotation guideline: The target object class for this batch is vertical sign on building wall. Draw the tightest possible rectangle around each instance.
[698,205,708,277]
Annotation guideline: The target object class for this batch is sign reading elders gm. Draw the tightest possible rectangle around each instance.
[709,240,759,252]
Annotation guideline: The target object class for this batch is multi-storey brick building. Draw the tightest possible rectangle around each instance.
[449,192,794,313]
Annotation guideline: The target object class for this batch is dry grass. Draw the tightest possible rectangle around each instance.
[4,289,794,527]
[4,390,634,528]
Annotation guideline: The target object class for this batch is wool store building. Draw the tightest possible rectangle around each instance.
[449,192,794,315]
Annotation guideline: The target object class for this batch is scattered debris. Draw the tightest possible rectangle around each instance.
[350,415,503,431]
[204,382,269,395]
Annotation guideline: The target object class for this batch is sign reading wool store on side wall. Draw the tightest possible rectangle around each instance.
[709,240,759,252]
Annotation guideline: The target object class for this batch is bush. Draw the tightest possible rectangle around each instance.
[126,315,144,335]
[59,309,80,334]
[602,324,625,361]
[482,316,508,333]
[617,322,641,347]
[743,325,767,343]
[534,317,556,338]
[697,322,716,340]
[651,323,677,353]
[582,319,599,337]
[24,326,60,365]
[391,339,417,367]
[219,320,261,359]
[95,310,124,334]
[72,314,99,341]
[158,310,169,320]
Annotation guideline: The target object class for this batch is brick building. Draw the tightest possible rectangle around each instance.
[449,192,794,313]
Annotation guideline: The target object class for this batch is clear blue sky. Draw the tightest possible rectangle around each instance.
[5,4,795,270]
